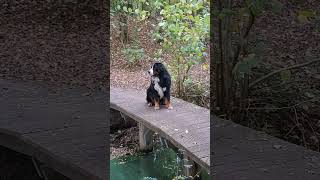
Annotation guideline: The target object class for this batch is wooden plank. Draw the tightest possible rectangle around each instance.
[0,82,106,134]
[188,143,210,160]
[110,87,210,171]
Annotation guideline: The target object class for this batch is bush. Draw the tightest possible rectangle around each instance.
[121,45,145,66]
[154,0,210,97]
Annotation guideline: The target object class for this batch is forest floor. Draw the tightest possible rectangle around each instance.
[243,0,320,151]
[0,1,106,90]
[110,126,139,160]
[110,0,320,154]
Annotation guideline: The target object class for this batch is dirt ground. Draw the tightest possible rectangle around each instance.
[110,126,139,160]
[0,1,107,90]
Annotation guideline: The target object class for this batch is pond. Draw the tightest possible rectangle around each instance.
[110,148,209,180]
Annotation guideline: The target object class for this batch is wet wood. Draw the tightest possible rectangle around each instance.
[110,87,210,172]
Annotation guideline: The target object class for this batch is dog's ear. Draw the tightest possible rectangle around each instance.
[155,63,164,73]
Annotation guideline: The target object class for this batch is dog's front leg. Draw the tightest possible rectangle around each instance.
[154,99,160,110]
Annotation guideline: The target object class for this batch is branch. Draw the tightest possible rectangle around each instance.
[249,59,320,89]
[247,98,318,110]
[232,4,256,67]
[182,63,192,84]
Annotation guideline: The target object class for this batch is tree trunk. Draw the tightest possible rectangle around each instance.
[119,13,128,44]
[214,0,234,118]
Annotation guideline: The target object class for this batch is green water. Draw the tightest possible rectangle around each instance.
[110,148,209,180]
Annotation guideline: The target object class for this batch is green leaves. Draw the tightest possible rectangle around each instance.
[280,70,291,81]
[183,78,193,87]
[112,0,156,21]
[298,10,317,18]
[122,46,145,66]
[122,6,128,12]
[151,0,209,94]
[233,54,261,75]
[219,8,236,19]
[245,0,267,16]
[117,5,121,11]
[252,42,266,56]
[243,0,283,16]
[297,10,317,23]
[270,0,283,14]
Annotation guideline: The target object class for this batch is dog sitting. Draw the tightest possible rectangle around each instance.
[146,62,173,110]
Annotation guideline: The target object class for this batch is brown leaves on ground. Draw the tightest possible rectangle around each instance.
[110,126,139,160]
[0,1,107,90]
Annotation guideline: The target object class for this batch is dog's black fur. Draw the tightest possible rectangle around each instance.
[146,62,172,108]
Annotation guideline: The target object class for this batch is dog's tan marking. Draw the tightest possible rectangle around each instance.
[164,98,173,110]
[154,100,160,110]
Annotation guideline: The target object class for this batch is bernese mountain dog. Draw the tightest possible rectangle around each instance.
[146,62,173,110]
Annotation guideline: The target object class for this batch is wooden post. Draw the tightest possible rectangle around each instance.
[182,155,199,179]
[139,123,153,151]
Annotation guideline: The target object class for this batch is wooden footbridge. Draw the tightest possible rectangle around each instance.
[110,87,210,174]
[0,79,108,180]
[111,86,320,179]
[3,78,319,180]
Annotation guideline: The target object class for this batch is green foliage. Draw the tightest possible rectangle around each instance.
[270,0,283,13]
[172,175,185,180]
[154,0,210,96]
[122,45,145,66]
[111,0,161,21]
[111,0,162,45]
[280,70,291,82]
[297,10,318,23]
[112,0,210,98]
[244,0,282,15]
[233,42,265,78]
[233,54,261,76]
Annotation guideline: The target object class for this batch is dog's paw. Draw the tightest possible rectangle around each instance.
[168,106,173,110]
[154,106,160,110]
[147,103,152,107]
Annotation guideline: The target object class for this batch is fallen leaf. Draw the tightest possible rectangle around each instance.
[273,144,282,149]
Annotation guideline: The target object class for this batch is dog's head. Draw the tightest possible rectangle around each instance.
[148,62,165,77]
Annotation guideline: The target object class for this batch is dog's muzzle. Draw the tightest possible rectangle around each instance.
[148,68,153,76]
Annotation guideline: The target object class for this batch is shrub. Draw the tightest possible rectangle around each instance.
[121,45,145,66]
[154,0,210,97]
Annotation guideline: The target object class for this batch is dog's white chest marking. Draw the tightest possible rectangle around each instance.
[152,77,164,99]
